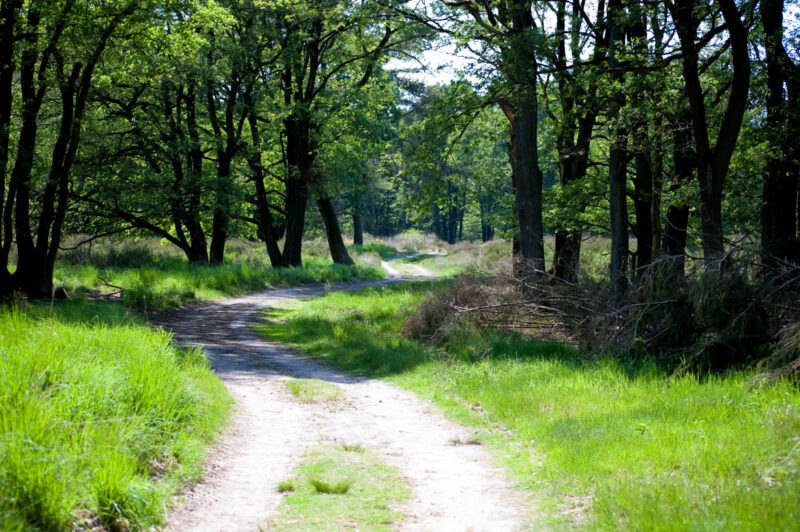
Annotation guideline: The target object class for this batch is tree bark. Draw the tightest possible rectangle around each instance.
[0,0,19,293]
[282,172,308,267]
[492,1,545,286]
[209,151,232,265]
[183,82,209,263]
[607,0,628,305]
[318,197,354,265]
[632,151,655,272]
[661,121,694,276]
[353,212,364,246]
[761,0,798,265]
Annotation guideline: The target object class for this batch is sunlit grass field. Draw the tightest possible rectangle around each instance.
[0,301,231,530]
[259,283,800,530]
[51,238,383,310]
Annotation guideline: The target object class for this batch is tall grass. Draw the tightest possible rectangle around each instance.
[259,284,800,530]
[0,301,231,530]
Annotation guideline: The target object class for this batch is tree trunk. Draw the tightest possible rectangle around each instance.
[184,82,209,264]
[672,0,750,264]
[11,16,47,297]
[244,92,281,267]
[608,0,628,305]
[282,176,308,267]
[496,1,545,286]
[209,155,232,265]
[632,151,655,272]
[553,232,581,282]
[282,110,313,268]
[550,0,602,283]
[353,213,364,246]
[761,0,798,265]
[661,123,694,276]
[318,197,354,265]
[506,96,545,283]
[0,0,16,292]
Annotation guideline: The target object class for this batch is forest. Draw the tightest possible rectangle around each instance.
[1,0,799,530]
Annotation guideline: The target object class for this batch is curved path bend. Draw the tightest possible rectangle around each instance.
[153,272,529,531]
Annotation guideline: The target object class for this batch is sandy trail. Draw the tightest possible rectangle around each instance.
[153,272,528,531]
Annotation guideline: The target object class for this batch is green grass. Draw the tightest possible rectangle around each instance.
[348,243,400,260]
[259,283,800,530]
[268,445,408,530]
[0,301,232,530]
[277,479,296,493]
[284,379,343,404]
[55,255,382,311]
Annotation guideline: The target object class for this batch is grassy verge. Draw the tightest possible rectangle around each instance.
[267,444,408,530]
[55,255,382,311]
[259,283,800,530]
[0,301,231,530]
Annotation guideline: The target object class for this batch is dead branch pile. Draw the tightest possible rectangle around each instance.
[405,252,800,377]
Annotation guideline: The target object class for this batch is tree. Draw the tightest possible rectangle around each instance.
[669,0,751,263]
[440,0,546,283]
[1,0,141,298]
[546,0,605,282]
[269,0,428,266]
[760,0,800,265]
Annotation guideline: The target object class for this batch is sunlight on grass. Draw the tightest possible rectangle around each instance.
[0,301,232,530]
[268,445,408,531]
[259,284,800,530]
[55,256,382,310]
[284,378,342,404]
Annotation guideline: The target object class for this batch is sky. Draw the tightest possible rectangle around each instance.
[387,43,476,86]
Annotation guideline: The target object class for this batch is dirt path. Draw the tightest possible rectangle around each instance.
[153,273,530,531]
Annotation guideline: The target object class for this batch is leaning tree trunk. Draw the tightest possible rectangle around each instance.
[244,93,282,267]
[318,197,354,265]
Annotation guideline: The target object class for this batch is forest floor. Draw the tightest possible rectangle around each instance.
[152,265,533,531]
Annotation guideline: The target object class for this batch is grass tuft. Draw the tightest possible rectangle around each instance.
[276,480,296,493]
[310,478,353,495]
[266,445,408,530]
[340,443,365,453]
[284,378,342,404]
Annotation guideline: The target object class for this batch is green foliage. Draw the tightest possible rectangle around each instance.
[260,285,800,530]
[0,302,231,530]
